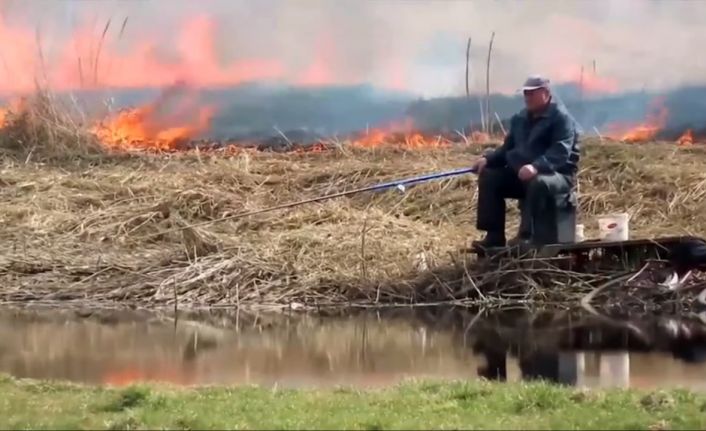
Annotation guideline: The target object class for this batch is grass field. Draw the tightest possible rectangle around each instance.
[1,129,705,307]
[1,375,704,430]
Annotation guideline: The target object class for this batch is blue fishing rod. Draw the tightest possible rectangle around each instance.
[364,167,478,193]
[159,166,478,235]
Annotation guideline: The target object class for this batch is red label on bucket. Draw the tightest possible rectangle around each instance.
[607,222,618,229]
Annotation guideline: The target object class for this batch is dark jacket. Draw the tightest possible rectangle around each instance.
[484,100,580,178]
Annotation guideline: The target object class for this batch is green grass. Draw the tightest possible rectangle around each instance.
[1,375,705,430]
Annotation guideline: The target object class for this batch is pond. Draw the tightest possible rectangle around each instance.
[0,306,705,390]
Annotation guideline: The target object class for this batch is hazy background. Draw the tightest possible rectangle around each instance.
[0,0,703,97]
[0,0,703,139]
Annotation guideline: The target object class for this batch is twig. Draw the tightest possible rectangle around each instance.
[593,126,605,144]
[173,277,179,328]
[360,217,369,280]
[463,259,486,301]
[626,262,651,283]
[580,272,635,311]
[454,130,469,146]
[273,126,293,148]
[494,112,506,137]
[463,307,485,337]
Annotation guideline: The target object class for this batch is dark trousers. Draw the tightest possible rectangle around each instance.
[476,167,572,237]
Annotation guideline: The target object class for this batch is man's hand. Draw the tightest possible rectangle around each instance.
[473,157,488,174]
[518,164,538,182]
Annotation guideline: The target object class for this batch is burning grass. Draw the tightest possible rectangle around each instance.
[0,131,706,309]
[0,91,105,161]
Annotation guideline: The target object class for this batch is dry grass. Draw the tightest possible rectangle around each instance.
[0,90,106,161]
[0,123,705,309]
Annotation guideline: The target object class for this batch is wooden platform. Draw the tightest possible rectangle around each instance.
[462,235,706,272]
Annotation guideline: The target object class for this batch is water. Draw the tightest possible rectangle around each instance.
[0,306,705,390]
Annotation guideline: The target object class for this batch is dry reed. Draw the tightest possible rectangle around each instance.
[0,90,106,162]
[0,121,705,311]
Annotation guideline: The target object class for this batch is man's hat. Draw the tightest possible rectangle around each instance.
[521,75,550,91]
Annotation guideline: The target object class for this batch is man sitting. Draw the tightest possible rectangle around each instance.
[472,75,580,248]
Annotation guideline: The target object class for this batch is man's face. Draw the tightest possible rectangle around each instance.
[523,87,550,112]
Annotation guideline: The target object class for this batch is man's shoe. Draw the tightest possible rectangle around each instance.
[471,234,506,249]
[508,235,531,247]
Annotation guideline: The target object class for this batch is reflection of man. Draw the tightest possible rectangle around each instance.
[477,349,507,381]
[519,350,582,386]
[472,75,580,247]
[519,350,560,382]
[658,317,706,364]
[671,343,706,363]
[476,346,580,385]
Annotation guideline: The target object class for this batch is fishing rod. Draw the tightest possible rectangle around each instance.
[150,166,478,237]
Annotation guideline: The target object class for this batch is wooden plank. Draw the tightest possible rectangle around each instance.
[464,235,705,259]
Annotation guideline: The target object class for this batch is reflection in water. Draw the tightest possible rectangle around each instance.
[0,307,705,390]
[465,309,706,389]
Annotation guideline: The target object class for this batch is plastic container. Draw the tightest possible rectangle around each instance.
[575,224,585,242]
[598,213,629,241]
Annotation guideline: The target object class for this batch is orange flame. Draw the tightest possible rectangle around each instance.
[0,108,9,128]
[605,97,668,143]
[0,14,407,95]
[0,98,27,128]
[353,118,414,148]
[677,129,694,146]
[351,118,450,150]
[90,83,215,151]
[289,141,328,155]
[0,14,289,94]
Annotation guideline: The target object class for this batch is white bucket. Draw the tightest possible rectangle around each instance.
[598,213,629,241]
[598,352,630,388]
[575,224,585,242]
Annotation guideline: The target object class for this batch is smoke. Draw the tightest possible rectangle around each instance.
[0,0,703,97]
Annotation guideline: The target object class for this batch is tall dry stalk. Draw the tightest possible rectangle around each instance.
[465,36,472,98]
[485,31,495,135]
[478,98,486,135]
[465,36,484,132]
[93,18,112,86]
[34,26,49,89]
[1,14,135,161]
[579,65,584,100]
[104,16,129,79]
